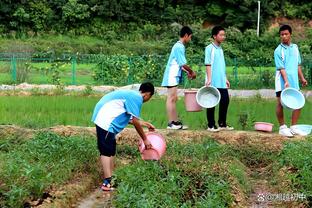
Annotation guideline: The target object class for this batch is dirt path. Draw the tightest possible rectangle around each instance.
[77,190,114,208]
[1,83,312,98]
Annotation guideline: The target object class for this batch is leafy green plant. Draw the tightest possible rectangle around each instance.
[0,131,98,207]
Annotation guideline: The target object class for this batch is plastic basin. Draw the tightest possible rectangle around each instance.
[254,122,274,132]
[281,88,305,110]
[138,132,166,160]
[196,86,221,108]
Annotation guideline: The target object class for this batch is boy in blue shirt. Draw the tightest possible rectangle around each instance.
[274,25,308,137]
[161,26,196,130]
[91,82,155,191]
[205,26,233,132]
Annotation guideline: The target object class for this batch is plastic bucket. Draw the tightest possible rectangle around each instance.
[254,122,274,132]
[184,90,202,112]
[281,88,305,110]
[138,132,166,160]
[196,86,221,108]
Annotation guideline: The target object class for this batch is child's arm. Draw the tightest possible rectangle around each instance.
[182,65,196,79]
[205,65,212,86]
[298,65,308,87]
[131,117,152,149]
[279,68,290,88]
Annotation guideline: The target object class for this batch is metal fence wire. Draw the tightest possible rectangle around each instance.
[0,52,311,89]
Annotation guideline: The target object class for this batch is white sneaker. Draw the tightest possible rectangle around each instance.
[219,126,234,131]
[207,126,220,132]
[167,121,188,130]
[290,125,308,136]
[279,125,294,137]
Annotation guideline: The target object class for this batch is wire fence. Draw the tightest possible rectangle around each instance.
[0,52,311,89]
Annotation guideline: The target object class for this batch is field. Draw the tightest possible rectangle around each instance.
[0,94,312,207]
[0,94,311,130]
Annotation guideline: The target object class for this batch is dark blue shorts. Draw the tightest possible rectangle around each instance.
[276,91,281,97]
[95,125,116,157]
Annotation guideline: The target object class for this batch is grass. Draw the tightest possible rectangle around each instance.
[1,126,312,207]
[114,139,236,207]
[277,137,312,197]
[0,95,311,130]
[0,131,98,207]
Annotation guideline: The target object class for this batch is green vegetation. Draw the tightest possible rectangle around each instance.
[0,95,311,131]
[115,139,234,207]
[278,138,312,197]
[0,131,98,207]
[1,128,312,207]
[1,1,311,36]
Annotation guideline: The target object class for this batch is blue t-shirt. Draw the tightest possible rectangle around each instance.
[274,43,301,91]
[161,41,187,87]
[91,90,143,134]
[205,43,227,88]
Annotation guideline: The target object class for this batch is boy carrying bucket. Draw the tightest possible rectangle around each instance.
[161,26,196,130]
[204,26,234,132]
[91,82,155,191]
[274,25,308,137]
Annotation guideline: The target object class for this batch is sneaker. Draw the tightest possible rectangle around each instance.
[290,125,308,136]
[101,183,114,191]
[167,121,188,130]
[279,125,294,137]
[219,125,234,131]
[207,126,220,132]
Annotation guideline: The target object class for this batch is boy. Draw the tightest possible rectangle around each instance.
[205,26,233,132]
[91,82,155,191]
[274,24,308,137]
[161,26,196,130]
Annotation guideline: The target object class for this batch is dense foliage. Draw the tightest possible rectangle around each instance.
[0,0,311,35]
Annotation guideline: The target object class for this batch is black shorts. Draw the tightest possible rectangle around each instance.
[276,91,281,97]
[166,85,178,88]
[95,125,116,157]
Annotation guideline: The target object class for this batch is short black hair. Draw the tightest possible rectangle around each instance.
[180,26,193,38]
[279,25,292,34]
[211,26,225,38]
[139,82,154,95]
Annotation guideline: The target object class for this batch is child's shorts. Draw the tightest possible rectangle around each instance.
[95,125,116,157]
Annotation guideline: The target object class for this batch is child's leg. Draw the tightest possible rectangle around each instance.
[100,155,113,179]
[291,109,301,126]
[95,125,116,190]
[166,86,178,123]
[206,107,216,128]
[218,89,229,127]
[276,95,285,126]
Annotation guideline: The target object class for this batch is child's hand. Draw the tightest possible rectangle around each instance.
[187,71,196,80]
[146,122,155,131]
[284,81,289,88]
[143,139,152,149]
[301,78,308,87]
[226,80,231,88]
[205,80,211,86]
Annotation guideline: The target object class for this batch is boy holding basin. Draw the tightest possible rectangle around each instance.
[274,25,308,137]
[91,82,155,191]
[204,26,234,132]
[161,26,196,130]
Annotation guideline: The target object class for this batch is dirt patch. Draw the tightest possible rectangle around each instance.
[0,125,35,140]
